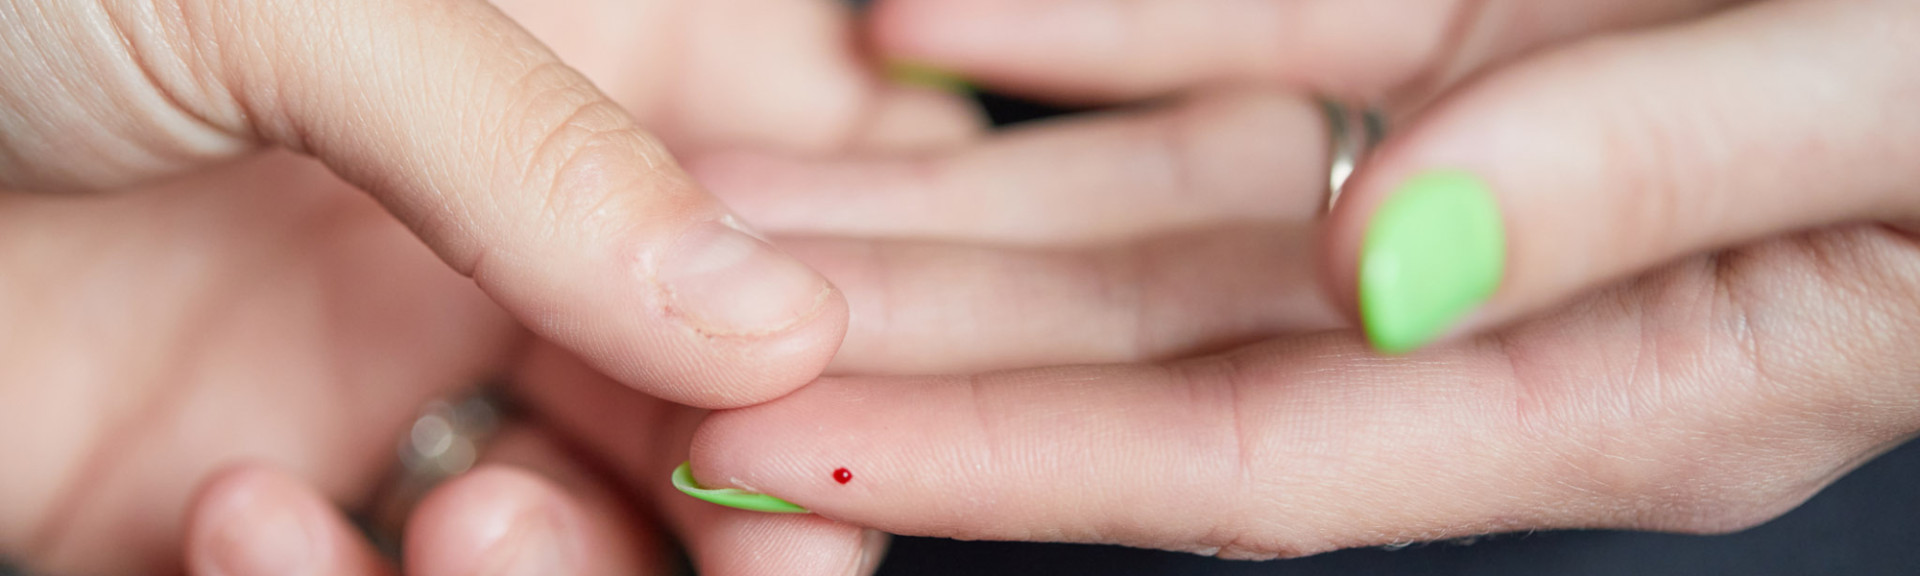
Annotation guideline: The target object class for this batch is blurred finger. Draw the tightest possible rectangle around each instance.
[867,0,1739,104]
[406,427,659,576]
[506,342,882,576]
[693,91,1327,246]
[845,85,990,152]
[783,224,1341,375]
[186,465,393,576]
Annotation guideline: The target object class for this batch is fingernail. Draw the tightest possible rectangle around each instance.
[211,490,313,576]
[884,61,974,94]
[672,461,810,514]
[850,530,890,576]
[1359,170,1506,354]
[657,217,832,337]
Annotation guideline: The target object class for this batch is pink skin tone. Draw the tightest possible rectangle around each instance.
[0,0,976,573]
[680,0,1920,560]
[10,0,1920,571]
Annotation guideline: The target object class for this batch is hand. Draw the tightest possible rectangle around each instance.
[674,0,1920,557]
[183,343,886,576]
[0,0,976,572]
[2,0,867,409]
[867,0,1920,354]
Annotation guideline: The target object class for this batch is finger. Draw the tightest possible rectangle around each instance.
[1324,0,1920,354]
[843,85,989,153]
[691,91,1328,246]
[689,227,1920,557]
[694,339,1541,560]
[867,0,1739,104]
[662,492,889,576]
[0,0,846,407]
[506,341,884,576]
[186,464,393,576]
[782,225,1341,375]
[406,427,660,576]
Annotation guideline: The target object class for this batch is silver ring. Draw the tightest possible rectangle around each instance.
[1323,100,1387,212]
[360,384,512,557]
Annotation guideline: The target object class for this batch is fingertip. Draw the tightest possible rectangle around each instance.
[672,461,811,515]
[1322,152,1393,341]
[686,282,849,409]
[187,464,389,576]
[865,0,971,68]
[640,208,851,408]
[1355,171,1507,354]
[856,529,892,576]
[865,0,1092,100]
[686,384,835,488]
[848,85,988,151]
[686,376,966,523]
[405,466,580,576]
[187,466,314,576]
[537,209,851,409]
[669,500,875,576]
[1325,113,1512,355]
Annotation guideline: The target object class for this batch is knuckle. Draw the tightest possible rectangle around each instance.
[1517,291,1832,535]
[1752,230,1920,413]
[491,65,681,241]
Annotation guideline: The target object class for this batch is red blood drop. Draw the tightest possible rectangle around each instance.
[833,468,853,484]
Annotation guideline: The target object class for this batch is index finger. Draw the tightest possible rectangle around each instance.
[685,232,1920,556]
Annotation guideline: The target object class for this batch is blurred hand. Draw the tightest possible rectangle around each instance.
[183,343,889,576]
[868,0,1920,353]
[0,0,976,572]
[674,0,1920,558]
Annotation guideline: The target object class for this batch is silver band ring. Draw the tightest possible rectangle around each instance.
[1323,100,1387,212]
[360,384,512,557]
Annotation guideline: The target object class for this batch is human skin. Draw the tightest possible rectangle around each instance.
[0,0,977,573]
[673,0,1920,559]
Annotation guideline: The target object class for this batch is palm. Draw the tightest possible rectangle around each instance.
[0,153,504,573]
[0,0,969,572]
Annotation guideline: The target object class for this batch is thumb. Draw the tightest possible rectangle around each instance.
[1327,0,1920,354]
[0,0,847,407]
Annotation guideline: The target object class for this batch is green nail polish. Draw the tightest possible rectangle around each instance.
[672,462,810,514]
[884,61,974,94]
[1359,170,1506,354]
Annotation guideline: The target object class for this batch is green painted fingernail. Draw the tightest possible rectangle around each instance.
[672,462,810,514]
[1359,170,1506,354]
[885,61,974,94]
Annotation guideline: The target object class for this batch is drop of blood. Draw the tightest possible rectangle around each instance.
[833,468,853,484]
